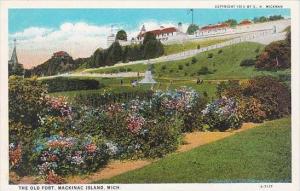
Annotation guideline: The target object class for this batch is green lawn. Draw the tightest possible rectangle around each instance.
[95,117,291,183]
[50,77,218,101]
[86,42,290,80]
[163,37,231,55]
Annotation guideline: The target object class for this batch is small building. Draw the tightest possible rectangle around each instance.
[52,51,70,59]
[238,20,252,26]
[197,23,230,37]
[136,24,181,42]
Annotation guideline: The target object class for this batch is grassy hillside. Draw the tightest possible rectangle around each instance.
[96,117,291,183]
[163,37,231,55]
[87,42,290,80]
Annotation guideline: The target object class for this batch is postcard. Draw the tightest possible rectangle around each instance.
[0,1,299,191]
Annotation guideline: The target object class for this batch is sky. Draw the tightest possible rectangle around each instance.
[8,9,290,69]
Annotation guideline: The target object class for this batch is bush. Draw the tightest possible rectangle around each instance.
[255,33,290,70]
[32,135,110,176]
[218,49,223,54]
[197,45,201,49]
[237,97,266,123]
[240,59,255,67]
[161,65,167,70]
[197,66,211,75]
[41,77,102,93]
[216,80,243,98]
[243,76,291,119]
[185,62,190,67]
[207,53,214,58]
[202,98,242,131]
[191,57,197,64]
[178,65,184,70]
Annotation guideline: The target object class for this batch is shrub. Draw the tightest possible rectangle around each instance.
[9,76,47,128]
[255,33,290,70]
[191,57,197,64]
[202,98,242,131]
[237,97,266,123]
[161,65,167,70]
[32,135,110,176]
[197,44,201,49]
[240,59,255,67]
[185,62,190,67]
[242,76,291,119]
[207,53,214,58]
[255,47,260,53]
[178,65,184,70]
[41,77,102,93]
[197,66,211,75]
[141,117,182,158]
[216,80,243,98]
[218,49,223,54]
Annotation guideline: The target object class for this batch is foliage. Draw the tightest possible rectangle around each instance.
[243,76,291,119]
[41,77,102,93]
[216,80,243,98]
[87,35,164,68]
[116,30,127,41]
[253,15,284,23]
[32,135,110,176]
[224,19,238,27]
[197,66,211,75]
[98,118,291,183]
[143,33,164,59]
[237,97,266,123]
[9,63,24,76]
[202,98,242,131]
[240,59,255,67]
[9,76,47,132]
[187,24,199,35]
[255,32,291,70]
[30,54,85,77]
[207,53,214,58]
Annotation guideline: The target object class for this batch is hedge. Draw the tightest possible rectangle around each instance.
[41,77,103,93]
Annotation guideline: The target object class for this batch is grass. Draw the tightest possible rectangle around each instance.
[86,42,290,80]
[95,117,291,183]
[163,37,231,55]
[50,77,218,101]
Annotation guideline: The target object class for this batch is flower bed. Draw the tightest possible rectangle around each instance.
[9,76,290,183]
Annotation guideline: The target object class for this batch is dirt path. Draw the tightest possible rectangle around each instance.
[14,122,261,184]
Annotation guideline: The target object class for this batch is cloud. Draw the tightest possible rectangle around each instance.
[9,21,189,68]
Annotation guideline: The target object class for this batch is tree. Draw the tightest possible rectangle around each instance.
[186,24,199,35]
[9,63,24,76]
[224,19,238,27]
[107,42,123,64]
[142,33,164,59]
[116,30,127,41]
[143,32,157,44]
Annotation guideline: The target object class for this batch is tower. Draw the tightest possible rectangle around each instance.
[8,39,24,76]
[9,39,18,66]
[178,22,183,33]
[107,25,115,47]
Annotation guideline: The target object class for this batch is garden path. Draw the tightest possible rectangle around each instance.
[13,122,261,184]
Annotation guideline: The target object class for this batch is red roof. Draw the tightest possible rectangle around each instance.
[53,51,69,57]
[200,23,229,31]
[238,20,252,25]
[138,27,177,38]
